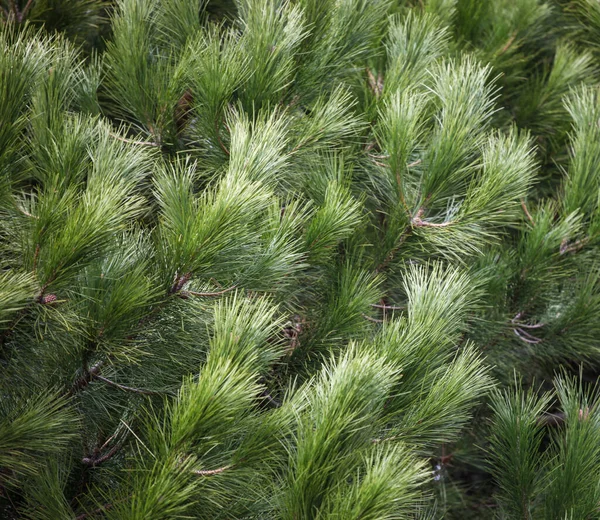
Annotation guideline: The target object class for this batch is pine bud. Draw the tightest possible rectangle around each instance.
[40,294,57,305]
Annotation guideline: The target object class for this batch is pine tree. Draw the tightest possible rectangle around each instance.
[1,1,600,518]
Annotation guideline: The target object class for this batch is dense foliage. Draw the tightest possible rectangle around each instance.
[1,0,600,518]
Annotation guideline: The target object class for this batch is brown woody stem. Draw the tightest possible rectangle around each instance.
[192,464,232,476]
[95,375,172,396]
[183,285,237,298]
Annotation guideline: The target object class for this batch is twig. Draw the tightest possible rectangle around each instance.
[69,362,103,395]
[514,328,542,344]
[169,271,191,295]
[120,419,156,460]
[214,116,230,156]
[98,432,118,453]
[95,375,173,396]
[514,322,545,329]
[407,159,422,168]
[366,67,383,98]
[370,303,405,310]
[518,327,543,342]
[364,141,377,153]
[368,152,389,160]
[283,316,303,354]
[260,391,281,408]
[209,277,226,289]
[182,285,237,298]
[363,313,384,323]
[538,412,565,426]
[17,206,39,219]
[109,132,159,147]
[376,244,400,273]
[375,224,413,273]
[192,464,232,476]
[411,216,452,228]
[82,442,122,467]
[396,176,411,216]
[8,0,17,19]
[521,199,535,227]
[560,237,589,255]
[175,89,193,134]
[287,94,301,110]
[32,244,40,271]
[511,312,544,329]
[19,0,34,21]
[372,434,400,444]
[410,207,453,228]
[497,32,517,57]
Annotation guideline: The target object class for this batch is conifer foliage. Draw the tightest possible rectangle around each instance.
[1,0,600,518]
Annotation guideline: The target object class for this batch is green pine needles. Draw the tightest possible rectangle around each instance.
[2,0,600,518]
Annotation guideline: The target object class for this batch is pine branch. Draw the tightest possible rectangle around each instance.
[497,32,517,57]
[363,313,384,323]
[513,327,542,344]
[259,390,281,408]
[8,0,17,19]
[366,67,383,98]
[69,362,104,395]
[511,312,545,329]
[192,464,233,476]
[513,322,545,330]
[559,237,589,255]
[539,412,566,426]
[521,199,535,226]
[411,217,453,228]
[16,206,39,219]
[375,228,412,272]
[181,285,237,298]
[82,442,122,467]
[411,208,454,228]
[215,116,230,156]
[3,3,600,517]
[169,272,192,295]
[370,303,405,310]
[18,0,34,22]
[95,375,174,397]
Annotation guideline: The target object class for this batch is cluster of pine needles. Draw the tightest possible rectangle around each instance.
[2,0,600,518]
